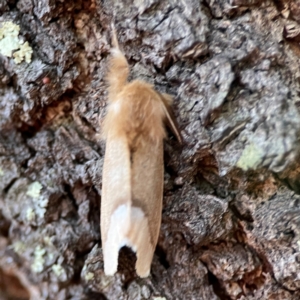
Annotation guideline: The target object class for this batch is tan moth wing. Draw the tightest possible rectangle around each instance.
[101,133,132,275]
[130,124,164,277]
[101,35,134,275]
[101,25,181,277]
[101,80,166,277]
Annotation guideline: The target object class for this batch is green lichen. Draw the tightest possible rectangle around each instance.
[13,41,33,63]
[25,182,49,221]
[43,236,53,246]
[12,241,26,255]
[26,181,42,198]
[0,21,33,64]
[153,297,166,300]
[85,272,94,281]
[26,207,35,221]
[31,245,46,273]
[236,143,264,171]
[0,22,19,39]
[0,167,3,176]
[26,182,48,220]
[52,264,66,278]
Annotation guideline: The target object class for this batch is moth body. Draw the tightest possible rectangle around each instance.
[101,29,181,277]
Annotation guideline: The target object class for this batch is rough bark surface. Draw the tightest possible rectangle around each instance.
[1,0,300,299]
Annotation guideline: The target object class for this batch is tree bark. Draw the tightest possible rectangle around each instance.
[1,0,300,299]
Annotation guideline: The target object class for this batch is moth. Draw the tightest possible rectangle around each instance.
[101,26,181,277]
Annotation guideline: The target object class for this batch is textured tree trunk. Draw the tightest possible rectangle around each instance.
[1,0,300,299]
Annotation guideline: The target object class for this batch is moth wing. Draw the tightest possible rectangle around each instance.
[159,93,182,144]
[101,134,132,276]
[129,140,164,277]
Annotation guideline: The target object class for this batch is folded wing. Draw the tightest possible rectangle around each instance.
[101,134,131,276]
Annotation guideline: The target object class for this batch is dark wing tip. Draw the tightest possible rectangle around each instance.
[159,93,183,144]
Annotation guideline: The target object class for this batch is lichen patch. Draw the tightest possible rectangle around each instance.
[0,21,33,64]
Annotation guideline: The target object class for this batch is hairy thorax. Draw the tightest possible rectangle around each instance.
[103,80,166,149]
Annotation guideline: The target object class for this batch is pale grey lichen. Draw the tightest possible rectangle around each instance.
[35,195,48,219]
[0,21,33,64]
[141,285,151,298]
[47,252,55,262]
[0,167,3,176]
